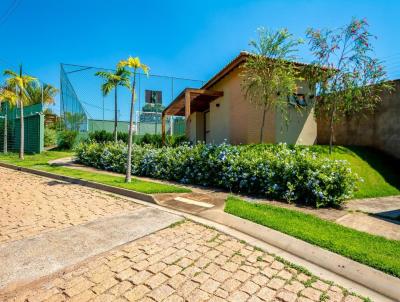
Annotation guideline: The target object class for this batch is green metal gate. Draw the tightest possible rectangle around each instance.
[0,102,44,154]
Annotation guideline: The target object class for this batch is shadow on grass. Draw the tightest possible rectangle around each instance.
[372,209,400,225]
[345,146,400,191]
[307,144,400,191]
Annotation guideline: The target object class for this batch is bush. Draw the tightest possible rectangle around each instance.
[88,130,113,143]
[75,142,359,207]
[165,134,188,147]
[140,133,162,147]
[138,133,188,147]
[44,128,57,147]
[87,130,188,147]
[118,132,129,143]
[57,130,78,150]
[88,130,130,144]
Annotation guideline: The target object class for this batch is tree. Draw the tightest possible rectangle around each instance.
[64,112,86,131]
[25,82,58,105]
[240,27,303,143]
[95,67,131,142]
[305,18,393,153]
[3,66,37,159]
[117,56,149,183]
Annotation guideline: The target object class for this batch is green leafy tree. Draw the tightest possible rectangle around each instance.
[306,18,393,153]
[95,67,131,142]
[64,112,86,131]
[117,56,149,183]
[241,27,304,143]
[3,66,38,159]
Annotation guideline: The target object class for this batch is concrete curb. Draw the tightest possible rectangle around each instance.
[0,162,156,204]
[1,162,399,301]
[201,210,400,302]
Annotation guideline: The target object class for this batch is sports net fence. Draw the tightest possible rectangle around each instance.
[60,63,204,136]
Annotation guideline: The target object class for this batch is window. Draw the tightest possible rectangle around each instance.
[288,93,307,107]
[145,90,162,105]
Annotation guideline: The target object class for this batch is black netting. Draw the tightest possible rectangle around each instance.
[60,63,203,136]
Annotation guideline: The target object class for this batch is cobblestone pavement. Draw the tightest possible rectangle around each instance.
[1,221,366,302]
[0,167,141,244]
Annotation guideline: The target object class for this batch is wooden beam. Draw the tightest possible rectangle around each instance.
[161,112,166,146]
[185,90,191,139]
[162,88,223,117]
[187,89,224,97]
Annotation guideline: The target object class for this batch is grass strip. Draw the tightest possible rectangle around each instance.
[224,196,400,278]
[0,151,190,194]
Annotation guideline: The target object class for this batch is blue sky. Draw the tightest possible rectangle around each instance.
[0,0,399,116]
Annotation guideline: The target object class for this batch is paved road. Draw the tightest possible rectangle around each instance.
[0,167,141,244]
[0,167,366,302]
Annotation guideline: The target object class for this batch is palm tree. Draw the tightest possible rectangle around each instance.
[94,68,131,142]
[3,66,38,159]
[117,56,149,183]
[25,82,58,105]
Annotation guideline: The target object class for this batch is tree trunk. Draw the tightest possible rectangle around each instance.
[259,104,267,143]
[19,65,24,160]
[114,87,118,143]
[125,74,137,183]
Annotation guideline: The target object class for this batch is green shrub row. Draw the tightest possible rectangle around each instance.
[75,141,360,207]
[52,130,188,151]
[88,130,129,144]
[88,130,188,147]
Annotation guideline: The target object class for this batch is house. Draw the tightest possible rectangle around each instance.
[161,52,317,145]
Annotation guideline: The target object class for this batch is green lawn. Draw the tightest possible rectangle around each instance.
[310,146,400,199]
[225,196,400,278]
[0,151,190,194]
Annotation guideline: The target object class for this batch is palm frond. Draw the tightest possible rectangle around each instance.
[22,75,38,86]
[101,82,114,96]
[95,67,131,95]
[140,63,150,76]
[95,70,115,80]
[24,82,58,105]
[3,68,38,94]
[0,88,18,106]
[3,69,18,77]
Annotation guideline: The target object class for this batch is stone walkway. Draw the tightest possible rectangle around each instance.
[1,221,366,302]
[0,167,369,301]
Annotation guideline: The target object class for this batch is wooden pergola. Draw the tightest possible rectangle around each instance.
[161,88,223,144]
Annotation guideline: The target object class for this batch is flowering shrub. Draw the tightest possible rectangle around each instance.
[75,141,359,207]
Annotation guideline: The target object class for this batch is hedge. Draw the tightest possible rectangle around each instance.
[75,141,360,207]
[88,130,188,147]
